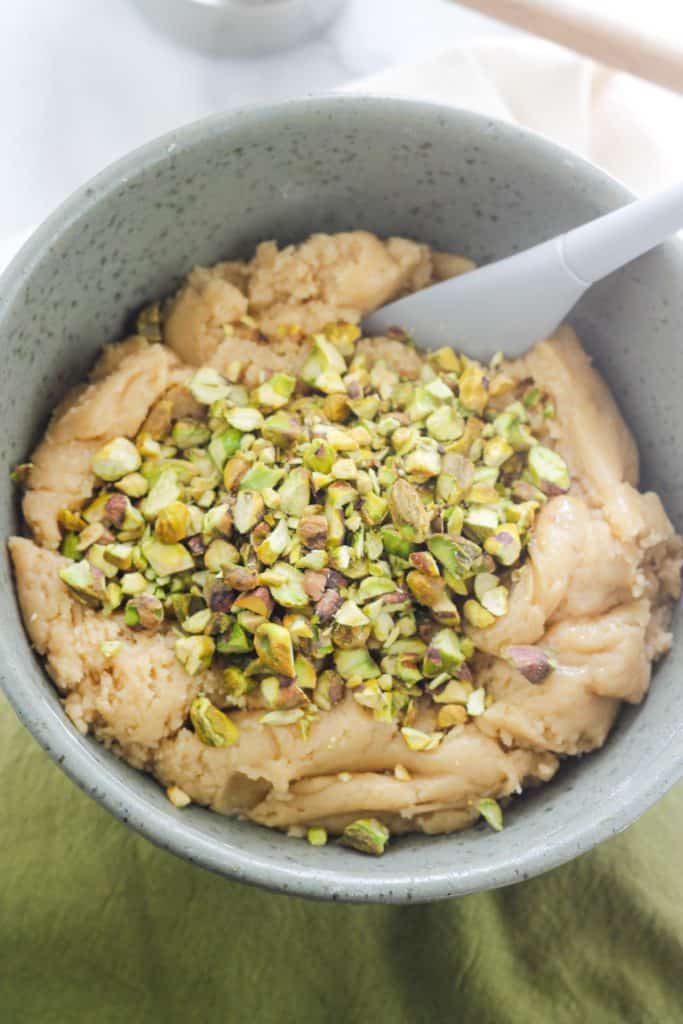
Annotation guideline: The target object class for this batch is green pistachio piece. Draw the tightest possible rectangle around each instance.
[190,694,238,746]
[101,543,132,570]
[176,637,215,676]
[208,428,243,471]
[463,506,499,540]
[324,481,356,510]
[238,462,283,492]
[86,544,118,579]
[301,334,347,394]
[356,577,397,603]
[172,419,211,450]
[224,406,264,433]
[501,644,555,684]
[391,426,420,455]
[380,526,413,559]
[60,532,80,560]
[484,524,522,566]
[425,405,464,442]
[405,387,438,422]
[334,599,369,627]
[358,491,385,528]
[141,538,195,576]
[426,535,481,579]
[92,437,141,482]
[484,436,514,468]
[124,593,164,631]
[429,346,461,373]
[463,600,496,629]
[201,503,232,539]
[259,562,309,608]
[189,368,230,405]
[401,727,444,752]
[422,628,466,676]
[261,411,302,446]
[406,572,460,625]
[154,501,190,544]
[493,407,536,451]
[432,679,472,705]
[260,676,307,710]
[140,469,182,519]
[255,518,290,566]
[59,560,106,605]
[232,586,275,618]
[306,827,328,847]
[341,818,390,856]
[458,360,488,414]
[294,654,317,690]
[323,321,361,353]
[478,798,503,832]
[479,584,508,618]
[116,472,148,498]
[260,708,306,726]
[527,444,570,494]
[203,539,239,573]
[278,467,311,516]
[252,372,296,409]
[182,608,212,634]
[296,512,329,552]
[223,666,252,699]
[254,622,295,676]
[334,648,380,681]
[425,377,454,400]
[233,491,265,534]
[216,621,252,655]
[322,506,344,548]
[408,551,440,576]
[313,669,345,710]
[141,458,195,487]
[303,440,335,473]
[120,571,147,596]
[388,479,431,543]
[404,443,442,481]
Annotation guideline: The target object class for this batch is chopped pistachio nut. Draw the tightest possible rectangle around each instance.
[41,314,566,769]
[175,636,215,675]
[166,785,192,809]
[501,644,555,683]
[401,727,444,752]
[527,444,570,495]
[254,622,295,676]
[92,438,141,482]
[478,797,503,832]
[341,818,390,856]
[190,694,238,746]
[189,367,230,405]
[307,827,328,847]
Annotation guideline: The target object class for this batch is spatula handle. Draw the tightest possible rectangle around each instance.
[561,181,683,285]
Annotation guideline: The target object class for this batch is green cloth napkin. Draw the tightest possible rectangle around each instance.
[1,693,681,1024]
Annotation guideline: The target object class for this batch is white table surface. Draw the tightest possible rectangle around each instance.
[2,1,679,247]
[1,0,515,242]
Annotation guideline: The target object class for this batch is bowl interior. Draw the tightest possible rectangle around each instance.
[1,97,682,902]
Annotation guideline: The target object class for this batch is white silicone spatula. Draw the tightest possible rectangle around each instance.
[364,180,683,359]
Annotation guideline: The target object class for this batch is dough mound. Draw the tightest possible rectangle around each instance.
[10,231,681,837]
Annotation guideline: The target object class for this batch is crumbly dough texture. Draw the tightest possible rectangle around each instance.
[10,230,682,837]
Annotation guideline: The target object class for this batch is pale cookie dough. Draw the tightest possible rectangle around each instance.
[9,231,681,838]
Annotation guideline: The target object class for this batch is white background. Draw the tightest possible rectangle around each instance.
[1,0,680,242]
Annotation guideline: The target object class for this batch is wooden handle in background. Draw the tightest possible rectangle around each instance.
[454,0,683,93]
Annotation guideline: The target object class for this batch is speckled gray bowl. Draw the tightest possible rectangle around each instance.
[1,97,682,903]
